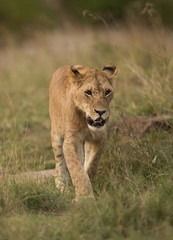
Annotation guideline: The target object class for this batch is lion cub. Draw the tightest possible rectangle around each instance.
[49,64,118,200]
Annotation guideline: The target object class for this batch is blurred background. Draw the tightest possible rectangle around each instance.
[0,0,173,171]
[0,0,173,36]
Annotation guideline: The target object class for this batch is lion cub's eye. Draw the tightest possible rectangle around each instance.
[105,90,111,96]
[85,90,92,96]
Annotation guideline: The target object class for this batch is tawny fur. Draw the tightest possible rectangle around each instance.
[49,64,118,200]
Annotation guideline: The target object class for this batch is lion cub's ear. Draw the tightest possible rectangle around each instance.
[70,65,85,80]
[103,63,118,81]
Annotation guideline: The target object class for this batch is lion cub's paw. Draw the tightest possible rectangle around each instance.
[72,194,95,203]
[55,178,69,193]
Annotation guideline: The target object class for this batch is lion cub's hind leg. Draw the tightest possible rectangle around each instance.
[51,133,70,192]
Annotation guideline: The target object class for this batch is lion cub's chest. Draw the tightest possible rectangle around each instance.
[83,128,105,143]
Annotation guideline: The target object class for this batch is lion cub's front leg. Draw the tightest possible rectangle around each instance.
[84,138,106,178]
[63,137,94,200]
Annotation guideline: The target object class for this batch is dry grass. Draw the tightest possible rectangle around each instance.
[0,25,173,239]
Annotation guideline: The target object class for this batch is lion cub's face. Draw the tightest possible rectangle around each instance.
[70,64,118,131]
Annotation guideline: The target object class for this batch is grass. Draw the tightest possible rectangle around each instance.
[0,24,173,239]
[0,0,60,34]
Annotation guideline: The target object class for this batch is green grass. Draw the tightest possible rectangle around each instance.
[0,25,173,239]
[0,0,60,34]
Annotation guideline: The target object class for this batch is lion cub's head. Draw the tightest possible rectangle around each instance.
[69,64,118,131]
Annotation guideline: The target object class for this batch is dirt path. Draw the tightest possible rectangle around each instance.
[13,169,55,183]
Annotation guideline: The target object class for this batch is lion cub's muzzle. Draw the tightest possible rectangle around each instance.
[87,116,106,128]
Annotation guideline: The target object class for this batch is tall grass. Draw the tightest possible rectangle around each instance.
[0,24,173,239]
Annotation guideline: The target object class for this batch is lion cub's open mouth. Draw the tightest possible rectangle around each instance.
[87,116,106,128]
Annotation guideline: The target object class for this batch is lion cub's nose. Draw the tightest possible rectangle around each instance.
[94,109,106,116]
